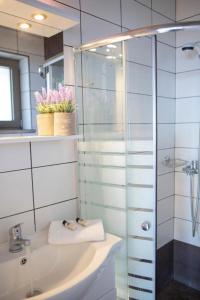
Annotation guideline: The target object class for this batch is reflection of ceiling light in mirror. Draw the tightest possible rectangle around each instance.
[32,13,47,21]
[106,56,116,59]
[119,54,123,57]
[18,22,31,30]
[89,48,96,52]
[107,44,117,49]
[106,49,110,52]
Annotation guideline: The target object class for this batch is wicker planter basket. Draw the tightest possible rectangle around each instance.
[37,113,54,136]
[54,112,75,136]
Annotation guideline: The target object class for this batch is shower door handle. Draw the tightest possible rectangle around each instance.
[141,221,151,231]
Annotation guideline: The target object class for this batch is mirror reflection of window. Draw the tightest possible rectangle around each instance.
[45,57,64,90]
[0,57,21,129]
[0,65,13,121]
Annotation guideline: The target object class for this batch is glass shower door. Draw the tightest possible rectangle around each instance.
[75,42,128,300]
[125,36,156,299]
[75,35,157,300]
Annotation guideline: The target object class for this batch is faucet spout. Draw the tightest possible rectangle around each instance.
[9,224,31,253]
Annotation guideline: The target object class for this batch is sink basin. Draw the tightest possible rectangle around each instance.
[0,231,121,300]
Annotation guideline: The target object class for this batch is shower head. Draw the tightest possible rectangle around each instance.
[182,44,195,51]
[181,42,200,58]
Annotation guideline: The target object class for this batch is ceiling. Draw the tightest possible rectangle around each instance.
[0,0,78,37]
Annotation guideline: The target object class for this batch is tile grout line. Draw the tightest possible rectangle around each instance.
[29,142,36,231]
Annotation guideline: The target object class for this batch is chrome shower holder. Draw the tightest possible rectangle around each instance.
[182,160,199,176]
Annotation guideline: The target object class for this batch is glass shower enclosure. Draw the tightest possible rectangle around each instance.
[74,21,200,300]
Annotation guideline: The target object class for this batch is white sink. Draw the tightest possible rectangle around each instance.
[0,231,121,300]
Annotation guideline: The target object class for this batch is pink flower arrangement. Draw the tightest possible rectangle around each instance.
[34,84,75,114]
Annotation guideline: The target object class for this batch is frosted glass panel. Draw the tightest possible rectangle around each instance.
[0,66,12,121]
[76,36,156,300]
[76,42,128,300]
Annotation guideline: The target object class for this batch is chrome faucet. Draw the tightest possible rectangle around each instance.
[9,223,31,253]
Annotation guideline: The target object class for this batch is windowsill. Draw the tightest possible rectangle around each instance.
[0,134,80,144]
[0,129,36,135]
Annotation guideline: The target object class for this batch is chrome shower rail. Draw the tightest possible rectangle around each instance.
[74,20,200,52]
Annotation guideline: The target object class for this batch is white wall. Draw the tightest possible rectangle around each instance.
[0,140,77,244]
[175,1,200,247]
[0,27,45,130]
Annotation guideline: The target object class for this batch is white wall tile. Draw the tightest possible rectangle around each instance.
[157,218,174,248]
[175,148,198,172]
[18,32,44,56]
[81,0,121,25]
[127,62,152,95]
[122,0,151,29]
[176,28,200,48]
[35,199,77,231]
[0,211,35,244]
[157,124,175,150]
[176,0,200,21]
[127,94,152,124]
[126,37,152,66]
[0,143,30,172]
[176,70,200,98]
[0,170,33,218]
[157,196,174,225]
[158,98,175,124]
[152,0,176,20]
[157,148,175,175]
[176,98,200,123]
[64,46,76,86]
[57,0,80,9]
[137,0,151,7]
[174,218,200,247]
[157,42,175,73]
[157,172,174,200]
[152,12,176,47]
[157,70,175,99]
[175,123,199,148]
[33,163,77,208]
[31,140,77,167]
[63,24,81,46]
[175,195,192,222]
[30,73,45,91]
[0,27,17,51]
[29,55,45,73]
[81,12,120,44]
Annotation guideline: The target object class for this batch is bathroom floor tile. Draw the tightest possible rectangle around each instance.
[157,280,200,300]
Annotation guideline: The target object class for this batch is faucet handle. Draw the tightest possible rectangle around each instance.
[9,223,23,239]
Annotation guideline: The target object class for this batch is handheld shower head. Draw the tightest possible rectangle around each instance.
[181,42,200,58]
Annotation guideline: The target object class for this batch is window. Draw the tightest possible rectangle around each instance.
[0,58,21,129]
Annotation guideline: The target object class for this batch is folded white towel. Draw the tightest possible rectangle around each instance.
[48,219,105,245]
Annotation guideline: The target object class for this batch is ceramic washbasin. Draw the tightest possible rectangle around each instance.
[0,231,121,300]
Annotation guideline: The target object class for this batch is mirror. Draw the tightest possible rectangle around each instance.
[0,0,78,133]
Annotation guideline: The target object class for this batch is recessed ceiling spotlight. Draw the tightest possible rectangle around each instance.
[32,13,47,21]
[106,48,110,52]
[89,48,96,52]
[107,44,117,49]
[18,22,31,30]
